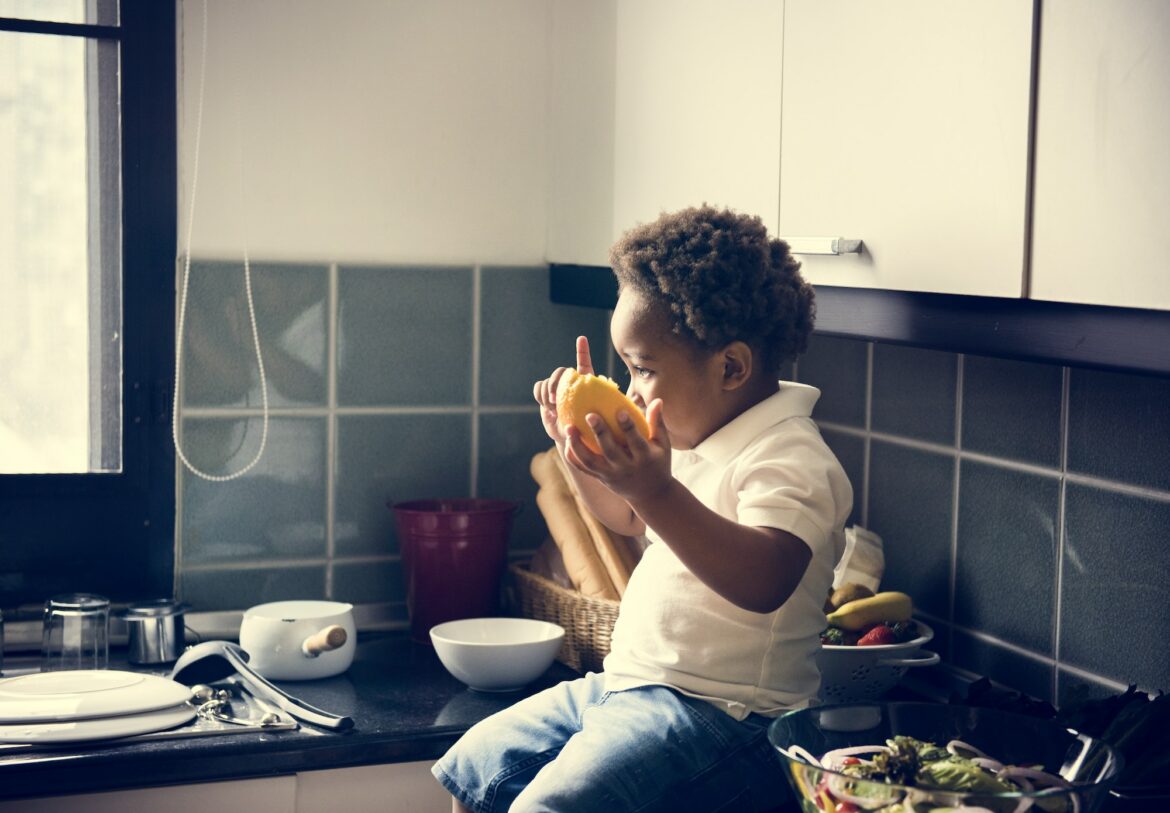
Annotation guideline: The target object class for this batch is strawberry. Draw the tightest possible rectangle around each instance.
[856,624,897,646]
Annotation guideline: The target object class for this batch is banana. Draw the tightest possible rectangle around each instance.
[825,591,913,631]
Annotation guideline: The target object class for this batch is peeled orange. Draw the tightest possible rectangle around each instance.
[556,369,650,453]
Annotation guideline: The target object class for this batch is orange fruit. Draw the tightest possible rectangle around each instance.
[556,369,650,453]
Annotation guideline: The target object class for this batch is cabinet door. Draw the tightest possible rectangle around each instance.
[779,0,1033,297]
[295,762,449,813]
[0,776,297,813]
[1029,0,1170,310]
[612,0,784,239]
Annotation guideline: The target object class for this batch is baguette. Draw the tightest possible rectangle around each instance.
[548,450,636,596]
[530,450,619,600]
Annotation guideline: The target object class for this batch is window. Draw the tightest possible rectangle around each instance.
[1,1,121,473]
[0,1,176,608]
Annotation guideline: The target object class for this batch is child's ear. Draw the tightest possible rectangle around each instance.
[719,341,753,390]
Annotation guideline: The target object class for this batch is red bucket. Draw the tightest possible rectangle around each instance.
[390,498,519,644]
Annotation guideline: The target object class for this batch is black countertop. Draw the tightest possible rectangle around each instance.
[0,633,579,802]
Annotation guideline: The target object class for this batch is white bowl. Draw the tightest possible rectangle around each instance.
[429,618,565,692]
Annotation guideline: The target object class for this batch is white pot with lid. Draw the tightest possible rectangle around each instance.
[238,600,356,680]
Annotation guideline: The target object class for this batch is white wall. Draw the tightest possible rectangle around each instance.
[179,0,593,265]
[545,0,617,266]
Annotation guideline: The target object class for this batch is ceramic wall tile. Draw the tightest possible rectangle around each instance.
[476,412,554,553]
[332,559,405,606]
[181,261,329,408]
[1060,483,1170,690]
[955,460,1059,654]
[1057,670,1130,709]
[952,630,1055,704]
[479,266,610,406]
[820,428,864,529]
[797,335,868,428]
[1068,368,1170,491]
[336,265,473,406]
[180,565,326,612]
[334,413,473,558]
[871,343,957,445]
[867,440,954,619]
[180,416,327,564]
[962,355,1062,466]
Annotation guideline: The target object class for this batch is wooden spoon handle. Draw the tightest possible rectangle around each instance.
[302,624,348,657]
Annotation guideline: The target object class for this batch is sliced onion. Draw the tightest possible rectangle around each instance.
[998,766,1072,789]
[783,744,822,766]
[825,773,901,810]
[821,744,890,769]
[947,739,991,759]
[971,757,1004,772]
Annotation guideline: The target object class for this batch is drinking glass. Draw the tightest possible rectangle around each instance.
[41,593,110,672]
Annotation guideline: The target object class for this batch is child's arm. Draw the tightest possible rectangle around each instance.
[570,407,811,614]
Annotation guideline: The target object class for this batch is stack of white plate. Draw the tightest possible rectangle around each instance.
[0,670,195,744]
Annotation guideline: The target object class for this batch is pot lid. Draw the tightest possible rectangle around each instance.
[0,670,192,723]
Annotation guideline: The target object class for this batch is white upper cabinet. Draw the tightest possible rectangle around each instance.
[1029,0,1170,311]
[778,1,1034,297]
[611,0,784,241]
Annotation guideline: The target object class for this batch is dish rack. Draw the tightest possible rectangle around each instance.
[507,564,618,674]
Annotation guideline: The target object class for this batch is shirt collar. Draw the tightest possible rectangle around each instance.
[690,381,821,465]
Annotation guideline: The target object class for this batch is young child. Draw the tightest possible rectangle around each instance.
[433,205,853,813]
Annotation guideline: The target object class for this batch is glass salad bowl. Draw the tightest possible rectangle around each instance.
[768,702,1124,813]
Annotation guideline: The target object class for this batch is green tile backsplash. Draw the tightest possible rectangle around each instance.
[954,460,1058,654]
[961,355,1063,466]
[871,343,957,444]
[337,265,474,406]
[798,339,1170,703]
[478,265,611,406]
[179,263,559,614]
[182,261,330,408]
[176,261,1169,703]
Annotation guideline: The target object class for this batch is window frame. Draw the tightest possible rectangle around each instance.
[0,0,177,609]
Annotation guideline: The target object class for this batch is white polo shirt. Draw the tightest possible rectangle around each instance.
[602,382,853,720]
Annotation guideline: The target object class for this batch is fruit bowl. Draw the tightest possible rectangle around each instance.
[769,701,1124,813]
[816,620,939,703]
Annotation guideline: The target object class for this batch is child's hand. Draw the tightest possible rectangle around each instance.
[533,366,572,443]
[565,398,672,506]
[533,336,597,444]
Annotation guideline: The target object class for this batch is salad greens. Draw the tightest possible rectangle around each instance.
[799,735,1076,813]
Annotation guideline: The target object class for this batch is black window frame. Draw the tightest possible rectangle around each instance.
[0,1,177,609]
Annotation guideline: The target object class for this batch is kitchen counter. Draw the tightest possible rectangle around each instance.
[0,633,578,802]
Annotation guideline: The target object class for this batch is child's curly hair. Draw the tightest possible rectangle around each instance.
[609,205,815,374]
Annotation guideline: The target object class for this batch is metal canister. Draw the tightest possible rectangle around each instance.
[124,599,187,665]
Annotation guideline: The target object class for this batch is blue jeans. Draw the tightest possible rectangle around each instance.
[432,672,791,813]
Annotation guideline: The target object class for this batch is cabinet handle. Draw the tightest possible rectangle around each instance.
[783,237,864,255]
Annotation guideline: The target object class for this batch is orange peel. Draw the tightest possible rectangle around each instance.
[556,369,650,454]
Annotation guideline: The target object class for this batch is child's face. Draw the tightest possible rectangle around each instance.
[610,290,727,450]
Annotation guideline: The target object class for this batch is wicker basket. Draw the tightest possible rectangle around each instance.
[507,563,619,674]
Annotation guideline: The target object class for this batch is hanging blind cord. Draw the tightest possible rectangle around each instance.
[172,0,269,481]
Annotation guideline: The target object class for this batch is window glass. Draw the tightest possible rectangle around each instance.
[0,0,116,26]
[0,30,121,473]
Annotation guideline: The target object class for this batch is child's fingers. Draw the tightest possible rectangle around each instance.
[616,409,649,452]
[575,335,594,375]
[564,427,599,471]
[645,399,669,447]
